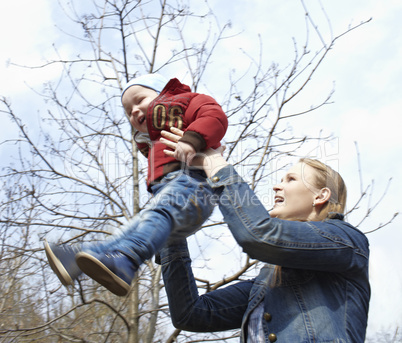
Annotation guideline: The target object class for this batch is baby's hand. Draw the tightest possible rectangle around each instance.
[160,128,196,165]
[161,127,228,175]
[174,141,196,166]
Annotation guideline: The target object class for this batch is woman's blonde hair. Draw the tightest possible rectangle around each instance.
[299,158,347,219]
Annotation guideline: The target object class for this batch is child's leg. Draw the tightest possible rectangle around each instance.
[98,170,216,265]
[46,169,216,296]
[75,170,214,296]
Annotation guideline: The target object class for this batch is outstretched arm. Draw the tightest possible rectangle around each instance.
[160,127,369,273]
[159,239,252,332]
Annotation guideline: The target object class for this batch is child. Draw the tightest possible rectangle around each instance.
[44,74,228,296]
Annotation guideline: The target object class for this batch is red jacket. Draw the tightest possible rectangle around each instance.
[135,78,228,190]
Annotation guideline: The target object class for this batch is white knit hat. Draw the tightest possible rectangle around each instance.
[121,73,169,99]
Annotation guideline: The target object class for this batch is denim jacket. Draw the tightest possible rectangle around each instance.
[160,165,370,342]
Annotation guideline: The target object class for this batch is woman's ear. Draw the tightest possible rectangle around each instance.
[314,187,331,206]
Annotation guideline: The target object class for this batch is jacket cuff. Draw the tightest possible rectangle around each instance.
[206,165,244,189]
[180,131,206,152]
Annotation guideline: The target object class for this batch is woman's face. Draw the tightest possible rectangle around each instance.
[270,162,320,221]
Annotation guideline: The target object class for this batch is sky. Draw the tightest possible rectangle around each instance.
[205,1,402,338]
[1,0,401,339]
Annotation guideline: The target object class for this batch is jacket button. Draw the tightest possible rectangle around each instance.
[263,312,272,322]
[268,333,277,342]
[211,176,220,183]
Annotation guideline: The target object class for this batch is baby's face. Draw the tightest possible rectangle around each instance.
[122,85,158,133]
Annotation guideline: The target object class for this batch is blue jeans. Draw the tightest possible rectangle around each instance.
[89,169,217,266]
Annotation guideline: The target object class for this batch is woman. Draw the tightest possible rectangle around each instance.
[158,127,370,342]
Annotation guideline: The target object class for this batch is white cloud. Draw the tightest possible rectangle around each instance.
[0,0,59,95]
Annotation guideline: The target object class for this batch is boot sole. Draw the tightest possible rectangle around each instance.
[44,240,73,286]
[75,252,131,297]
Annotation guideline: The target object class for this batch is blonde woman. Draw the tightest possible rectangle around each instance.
[159,127,370,343]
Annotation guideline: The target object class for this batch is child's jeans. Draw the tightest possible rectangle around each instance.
[89,169,218,266]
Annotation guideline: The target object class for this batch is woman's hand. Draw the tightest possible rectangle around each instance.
[160,127,229,178]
